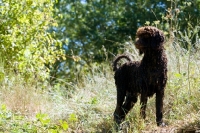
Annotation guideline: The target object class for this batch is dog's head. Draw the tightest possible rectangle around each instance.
[135,26,164,54]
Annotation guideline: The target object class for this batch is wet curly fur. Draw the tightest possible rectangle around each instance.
[113,26,167,127]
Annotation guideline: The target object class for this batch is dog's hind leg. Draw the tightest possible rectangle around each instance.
[114,87,126,125]
[122,92,137,115]
[140,92,148,119]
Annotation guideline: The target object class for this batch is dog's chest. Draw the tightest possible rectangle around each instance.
[150,67,160,79]
[144,67,162,85]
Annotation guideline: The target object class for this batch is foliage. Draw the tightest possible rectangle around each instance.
[0,104,71,132]
[52,0,199,83]
[54,0,161,82]
[163,0,200,49]
[54,0,200,60]
[54,0,167,63]
[0,0,65,82]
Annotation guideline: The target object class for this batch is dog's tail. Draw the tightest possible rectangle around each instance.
[113,54,131,71]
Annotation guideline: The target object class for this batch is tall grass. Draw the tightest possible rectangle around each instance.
[62,36,200,132]
[1,43,200,132]
[0,34,200,132]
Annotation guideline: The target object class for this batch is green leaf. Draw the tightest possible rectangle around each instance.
[1,104,7,112]
[60,120,69,130]
[68,113,78,122]
[174,73,182,78]
[36,113,51,125]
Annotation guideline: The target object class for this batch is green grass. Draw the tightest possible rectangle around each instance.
[0,43,200,132]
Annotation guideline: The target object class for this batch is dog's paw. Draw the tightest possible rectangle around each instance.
[114,121,130,132]
[157,121,166,127]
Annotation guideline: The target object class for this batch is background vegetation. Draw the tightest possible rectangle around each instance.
[0,0,199,132]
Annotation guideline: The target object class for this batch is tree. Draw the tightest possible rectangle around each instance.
[52,0,167,82]
[0,0,65,82]
[52,0,199,82]
[54,0,168,62]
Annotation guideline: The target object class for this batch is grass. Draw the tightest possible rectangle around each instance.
[0,41,200,132]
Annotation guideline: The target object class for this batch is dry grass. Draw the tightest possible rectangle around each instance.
[59,42,199,132]
[0,42,200,132]
[1,84,48,117]
[0,74,70,121]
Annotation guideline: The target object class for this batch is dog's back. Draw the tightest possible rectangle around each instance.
[113,55,141,93]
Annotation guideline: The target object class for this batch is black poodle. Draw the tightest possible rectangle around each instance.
[113,26,167,127]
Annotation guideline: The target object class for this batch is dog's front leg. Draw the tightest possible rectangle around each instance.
[140,92,148,119]
[156,90,165,126]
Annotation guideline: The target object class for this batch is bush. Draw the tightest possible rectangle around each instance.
[0,0,65,82]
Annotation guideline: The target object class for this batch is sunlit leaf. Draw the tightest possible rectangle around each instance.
[68,113,78,122]
[60,120,69,130]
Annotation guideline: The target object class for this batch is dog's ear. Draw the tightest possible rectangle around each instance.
[151,31,164,48]
[157,31,164,43]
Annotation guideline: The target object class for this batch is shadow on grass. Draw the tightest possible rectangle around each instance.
[95,119,137,133]
[175,120,200,133]
[93,118,200,133]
